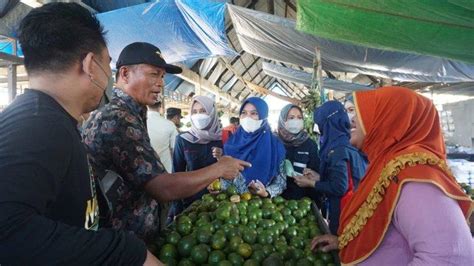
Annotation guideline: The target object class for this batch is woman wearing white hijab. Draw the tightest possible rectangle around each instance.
[168,95,222,220]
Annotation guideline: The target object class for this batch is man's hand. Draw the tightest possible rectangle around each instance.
[248,180,269,197]
[143,250,164,266]
[212,147,223,160]
[311,234,339,252]
[214,156,251,180]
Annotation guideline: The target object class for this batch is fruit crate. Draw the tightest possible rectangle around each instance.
[311,203,341,265]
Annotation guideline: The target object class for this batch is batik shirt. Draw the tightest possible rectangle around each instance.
[82,88,166,241]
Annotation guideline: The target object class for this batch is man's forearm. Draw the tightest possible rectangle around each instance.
[145,164,220,202]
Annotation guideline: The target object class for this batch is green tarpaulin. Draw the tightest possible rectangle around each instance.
[296,0,474,64]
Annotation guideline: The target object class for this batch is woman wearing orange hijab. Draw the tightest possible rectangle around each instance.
[312,87,473,265]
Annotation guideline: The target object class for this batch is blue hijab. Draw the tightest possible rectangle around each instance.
[313,101,351,175]
[224,97,286,186]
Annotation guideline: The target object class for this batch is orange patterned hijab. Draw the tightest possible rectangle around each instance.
[338,87,473,264]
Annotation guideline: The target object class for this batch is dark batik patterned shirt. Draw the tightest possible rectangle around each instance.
[82,88,166,241]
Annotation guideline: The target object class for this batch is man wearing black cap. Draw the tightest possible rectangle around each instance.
[83,42,250,244]
[166,107,183,130]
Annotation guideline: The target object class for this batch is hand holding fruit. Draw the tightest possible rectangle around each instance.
[248,180,269,197]
[311,234,339,252]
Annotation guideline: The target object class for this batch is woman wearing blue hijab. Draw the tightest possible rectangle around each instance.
[222,97,286,197]
[294,100,366,235]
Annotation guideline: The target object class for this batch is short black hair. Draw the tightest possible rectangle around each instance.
[18,3,107,74]
[230,117,239,124]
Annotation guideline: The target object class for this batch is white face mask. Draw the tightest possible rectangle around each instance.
[240,117,263,133]
[285,119,304,134]
[191,113,210,130]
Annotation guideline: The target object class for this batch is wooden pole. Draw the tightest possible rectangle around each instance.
[310,47,323,108]
[7,64,17,103]
[315,47,324,103]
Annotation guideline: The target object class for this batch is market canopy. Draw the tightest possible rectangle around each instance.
[97,0,237,66]
[262,62,372,92]
[96,0,237,95]
[228,4,474,83]
[296,0,474,64]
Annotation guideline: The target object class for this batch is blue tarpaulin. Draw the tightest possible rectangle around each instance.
[97,0,237,66]
[97,0,236,93]
[0,40,23,56]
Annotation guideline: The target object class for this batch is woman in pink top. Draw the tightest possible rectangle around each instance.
[312,87,473,265]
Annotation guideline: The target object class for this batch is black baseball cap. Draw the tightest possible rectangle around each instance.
[116,42,182,74]
[167,107,183,118]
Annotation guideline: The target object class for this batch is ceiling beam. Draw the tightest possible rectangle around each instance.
[175,64,240,109]
[267,0,275,14]
[275,80,292,96]
[241,56,260,77]
[324,70,336,79]
[249,68,263,83]
[0,52,23,65]
[279,78,304,99]
[219,58,300,104]
[0,75,28,83]
[284,0,297,12]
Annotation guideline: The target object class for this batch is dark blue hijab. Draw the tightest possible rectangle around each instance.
[224,97,285,186]
[313,101,351,175]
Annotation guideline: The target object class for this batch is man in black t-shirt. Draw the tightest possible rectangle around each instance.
[0,3,160,265]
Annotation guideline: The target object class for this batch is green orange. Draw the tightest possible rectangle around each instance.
[237,243,253,258]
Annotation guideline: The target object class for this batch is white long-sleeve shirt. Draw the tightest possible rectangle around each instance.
[147,111,178,172]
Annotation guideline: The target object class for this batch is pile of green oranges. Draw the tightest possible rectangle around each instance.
[149,185,337,266]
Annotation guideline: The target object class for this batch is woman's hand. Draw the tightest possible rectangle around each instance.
[292,168,320,188]
[143,250,164,266]
[248,180,269,197]
[293,174,316,188]
[311,234,339,252]
[212,147,223,160]
[303,168,320,182]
